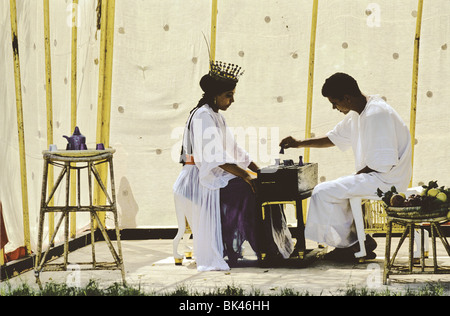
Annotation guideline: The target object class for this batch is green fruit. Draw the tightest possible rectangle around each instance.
[436,192,447,203]
[427,188,440,197]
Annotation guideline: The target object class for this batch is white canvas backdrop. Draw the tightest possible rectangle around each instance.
[1,0,449,254]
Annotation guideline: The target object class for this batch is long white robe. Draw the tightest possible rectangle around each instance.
[173,104,251,271]
[305,95,412,248]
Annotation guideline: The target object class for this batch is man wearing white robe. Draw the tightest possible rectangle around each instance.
[280,73,412,259]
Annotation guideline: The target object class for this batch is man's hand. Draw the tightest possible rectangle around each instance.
[280,136,335,149]
[279,136,301,149]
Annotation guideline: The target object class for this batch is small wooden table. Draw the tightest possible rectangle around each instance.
[383,215,450,284]
[35,149,125,285]
[260,190,312,259]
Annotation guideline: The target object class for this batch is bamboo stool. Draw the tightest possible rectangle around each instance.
[35,149,125,285]
[383,215,450,284]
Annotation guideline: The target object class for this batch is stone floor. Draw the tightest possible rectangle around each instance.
[3,235,450,296]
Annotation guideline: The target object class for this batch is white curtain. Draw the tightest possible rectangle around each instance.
[1,0,450,254]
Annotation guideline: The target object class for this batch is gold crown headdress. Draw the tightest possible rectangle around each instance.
[209,61,244,83]
[202,32,244,83]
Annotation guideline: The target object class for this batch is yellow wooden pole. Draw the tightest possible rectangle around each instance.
[302,0,319,221]
[102,0,115,150]
[304,0,318,164]
[71,0,78,126]
[210,0,218,61]
[43,0,55,242]
[0,248,4,266]
[70,0,79,238]
[409,0,423,187]
[9,0,31,255]
[96,0,108,124]
[95,0,116,226]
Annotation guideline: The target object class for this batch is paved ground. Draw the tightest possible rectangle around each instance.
[3,236,450,296]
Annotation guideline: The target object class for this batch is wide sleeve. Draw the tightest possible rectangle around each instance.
[326,115,353,151]
[224,124,252,170]
[190,110,236,188]
[362,111,399,173]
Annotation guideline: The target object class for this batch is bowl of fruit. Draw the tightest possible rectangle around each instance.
[377,181,450,219]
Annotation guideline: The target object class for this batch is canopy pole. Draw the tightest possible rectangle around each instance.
[71,0,78,128]
[409,0,423,187]
[304,0,319,164]
[69,0,79,238]
[9,0,31,255]
[302,0,319,221]
[43,0,55,241]
[210,0,218,61]
[95,0,116,226]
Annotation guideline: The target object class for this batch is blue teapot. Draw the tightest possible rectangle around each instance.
[63,126,87,150]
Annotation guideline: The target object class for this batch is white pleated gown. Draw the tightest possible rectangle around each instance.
[173,104,252,271]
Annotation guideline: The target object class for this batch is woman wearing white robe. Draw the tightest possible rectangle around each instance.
[280,73,412,259]
[174,66,293,271]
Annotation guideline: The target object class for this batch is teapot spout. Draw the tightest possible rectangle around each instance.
[63,135,70,141]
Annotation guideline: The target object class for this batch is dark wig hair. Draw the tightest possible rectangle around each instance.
[191,74,237,113]
[321,73,362,100]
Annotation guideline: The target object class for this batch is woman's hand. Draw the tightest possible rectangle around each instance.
[219,163,258,193]
[243,174,257,193]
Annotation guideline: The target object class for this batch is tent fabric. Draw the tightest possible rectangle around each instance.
[1,0,450,255]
